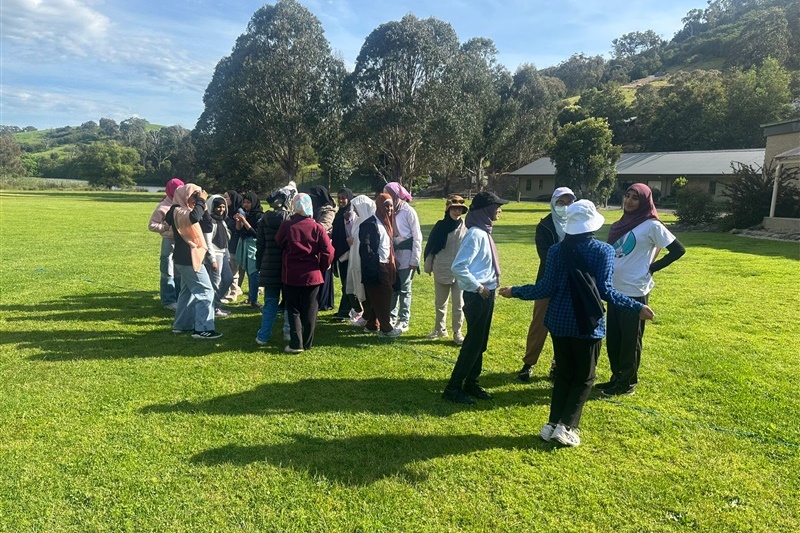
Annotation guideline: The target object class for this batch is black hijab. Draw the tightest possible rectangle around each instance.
[424,210,463,260]
[331,188,354,259]
[309,186,335,216]
[243,191,263,228]
[226,190,243,218]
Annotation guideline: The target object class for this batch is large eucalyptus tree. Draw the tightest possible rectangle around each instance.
[194,0,344,190]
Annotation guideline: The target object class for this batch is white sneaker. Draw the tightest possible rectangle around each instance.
[378,328,402,338]
[215,308,230,317]
[453,332,464,346]
[396,322,410,333]
[255,337,268,346]
[351,317,367,327]
[426,330,447,340]
[551,423,581,447]
[539,423,556,442]
[284,345,303,354]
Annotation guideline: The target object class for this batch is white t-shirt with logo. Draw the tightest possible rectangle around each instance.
[611,219,676,297]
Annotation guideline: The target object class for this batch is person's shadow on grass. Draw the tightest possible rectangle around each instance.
[190,431,556,485]
[141,372,553,418]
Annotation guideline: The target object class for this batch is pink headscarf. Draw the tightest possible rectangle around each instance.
[607,183,659,245]
[164,178,184,201]
[384,182,412,208]
[172,184,208,272]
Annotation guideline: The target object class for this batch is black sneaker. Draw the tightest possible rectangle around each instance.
[595,380,617,391]
[192,330,223,340]
[517,364,533,382]
[441,388,476,405]
[464,383,493,400]
[601,385,635,397]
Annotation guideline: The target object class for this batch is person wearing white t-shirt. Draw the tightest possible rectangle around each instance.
[599,184,685,396]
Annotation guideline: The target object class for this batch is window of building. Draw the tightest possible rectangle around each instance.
[709,181,717,195]
[538,179,544,190]
[525,179,532,191]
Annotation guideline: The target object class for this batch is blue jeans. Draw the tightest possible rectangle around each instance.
[173,264,216,332]
[247,270,260,304]
[390,268,415,325]
[209,249,234,309]
[257,287,282,342]
[159,238,180,305]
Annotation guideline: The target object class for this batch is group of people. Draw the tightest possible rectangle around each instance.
[149,178,684,447]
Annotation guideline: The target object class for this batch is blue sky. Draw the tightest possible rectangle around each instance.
[1,0,703,130]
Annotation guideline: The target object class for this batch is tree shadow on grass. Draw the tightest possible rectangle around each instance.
[673,231,800,260]
[0,191,159,203]
[0,290,232,360]
[190,432,552,485]
[142,374,553,418]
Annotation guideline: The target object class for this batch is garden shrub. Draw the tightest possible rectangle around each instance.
[723,164,800,228]
[676,186,718,225]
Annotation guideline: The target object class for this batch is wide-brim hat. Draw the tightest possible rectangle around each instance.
[564,199,605,234]
[469,191,510,211]
[446,194,468,214]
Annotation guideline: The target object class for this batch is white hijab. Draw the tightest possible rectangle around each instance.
[346,195,376,302]
[550,186,576,242]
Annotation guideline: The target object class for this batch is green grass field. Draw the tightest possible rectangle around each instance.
[1,190,798,532]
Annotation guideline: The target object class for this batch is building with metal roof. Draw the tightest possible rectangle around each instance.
[510,149,766,201]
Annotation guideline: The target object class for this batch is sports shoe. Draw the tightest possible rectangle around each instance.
[426,330,447,340]
[378,328,402,338]
[463,383,493,400]
[517,364,533,382]
[602,385,636,397]
[441,387,476,405]
[164,303,178,311]
[396,322,410,333]
[539,422,557,442]
[552,423,581,447]
[215,308,230,317]
[453,332,464,346]
[284,345,303,354]
[363,327,378,334]
[255,337,269,346]
[192,330,222,340]
[351,317,367,327]
[245,301,262,310]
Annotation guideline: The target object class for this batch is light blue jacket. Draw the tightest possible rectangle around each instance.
[451,227,498,293]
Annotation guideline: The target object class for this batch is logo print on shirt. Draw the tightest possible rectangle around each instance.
[612,232,636,258]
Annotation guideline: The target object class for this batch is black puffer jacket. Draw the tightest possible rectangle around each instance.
[535,214,558,282]
[256,208,291,288]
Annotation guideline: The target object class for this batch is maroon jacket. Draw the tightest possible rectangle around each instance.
[275,214,335,287]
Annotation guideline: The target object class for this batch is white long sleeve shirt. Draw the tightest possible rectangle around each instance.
[393,203,422,269]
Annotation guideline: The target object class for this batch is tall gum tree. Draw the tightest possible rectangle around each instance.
[195,0,343,190]
[345,14,460,186]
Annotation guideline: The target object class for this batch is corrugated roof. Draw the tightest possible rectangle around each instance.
[511,149,766,177]
[775,146,800,161]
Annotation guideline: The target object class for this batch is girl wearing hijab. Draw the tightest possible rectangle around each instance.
[234,192,263,309]
[423,195,468,345]
[165,184,221,339]
[599,184,685,396]
[148,177,184,310]
[222,190,244,302]
[499,200,655,446]
[384,182,422,332]
[309,186,337,311]
[443,191,508,405]
[255,186,293,345]
[517,187,576,382]
[345,195,376,327]
[201,195,233,317]
[359,193,402,338]
[331,188,356,320]
[275,193,335,353]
